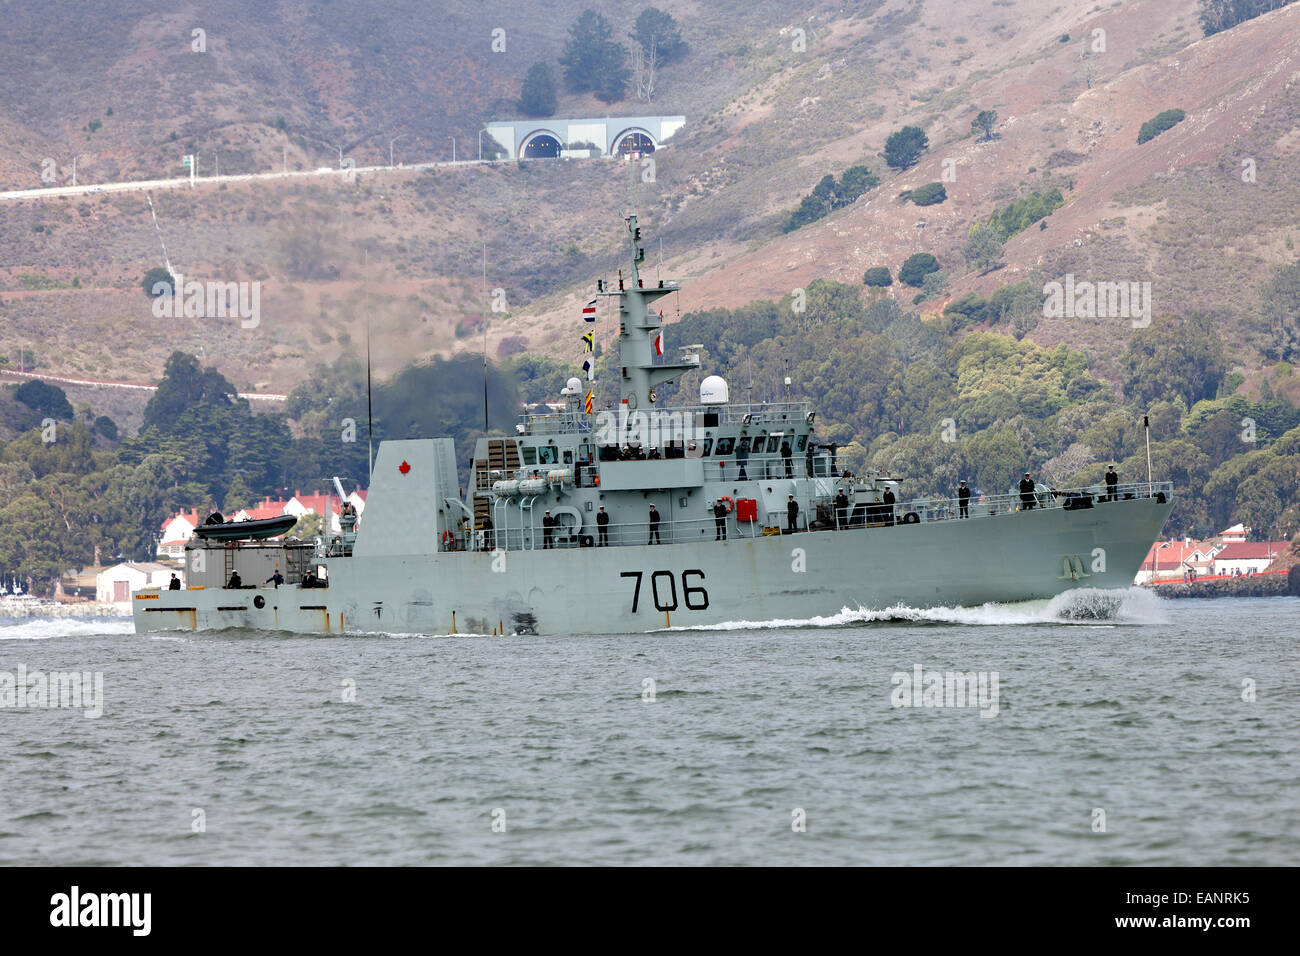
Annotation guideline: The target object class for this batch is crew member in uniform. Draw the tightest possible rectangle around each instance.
[226,571,242,589]
[787,495,799,532]
[957,480,970,519]
[736,440,749,480]
[1019,473,1036,510]
[480,514,494,551]
[713,500,728,540]
[1104,465,1118,502]
[596,506,610,546]
[781,440,793,478]
[542,511,555,549]
[834,490,849,529]
[882,487,896,526]
[266,569,284,589]
[648,505,661,545]
[168,574,181,590]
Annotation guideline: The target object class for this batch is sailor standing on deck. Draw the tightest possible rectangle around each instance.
[834,489,849,529]
[781,440,793,478]
[266,569,284,589]
[958,480,971,518]
[736,439,749,480]
[882,486,896,526]
[1104,465,1118,502]
[542,511,556,549]
[648,505,661,545]
[787,495,799,532]
[1019,473,1036,510]
[596,506,610,546]
[713,500,728,540]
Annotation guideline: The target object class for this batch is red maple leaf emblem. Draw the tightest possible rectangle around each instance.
[399,460,411,474]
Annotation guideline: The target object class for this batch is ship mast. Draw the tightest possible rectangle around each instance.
[599,212,695,415]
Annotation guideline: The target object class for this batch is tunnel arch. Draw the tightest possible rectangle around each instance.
[520,131,563,158]
[612,128,657,157]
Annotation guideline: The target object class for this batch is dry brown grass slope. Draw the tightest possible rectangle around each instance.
[1,0,1297,399]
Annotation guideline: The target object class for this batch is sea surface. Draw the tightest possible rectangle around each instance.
[1,590,1296,866]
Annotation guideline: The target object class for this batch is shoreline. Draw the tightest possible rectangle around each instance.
[1147,567,1300,599]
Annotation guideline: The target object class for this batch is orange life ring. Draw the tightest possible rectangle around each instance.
[717,496,735,514]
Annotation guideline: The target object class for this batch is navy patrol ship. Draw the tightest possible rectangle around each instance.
[134,213,1174,636]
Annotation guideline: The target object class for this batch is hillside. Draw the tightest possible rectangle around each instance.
[0,0,1298,404]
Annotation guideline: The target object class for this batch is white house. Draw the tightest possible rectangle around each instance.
[1213,542,1287,576]
[96,562,179,606]
[157,509,203,558]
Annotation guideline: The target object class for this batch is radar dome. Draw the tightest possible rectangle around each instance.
[700,375,729,405]
[565,377,583,395]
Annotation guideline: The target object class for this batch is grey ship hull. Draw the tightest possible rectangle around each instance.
[134,494,1171,636]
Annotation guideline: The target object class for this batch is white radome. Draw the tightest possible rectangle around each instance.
[700,375,729,405]
[564,377,583,396]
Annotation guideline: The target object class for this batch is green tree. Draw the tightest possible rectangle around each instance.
[972,109,998,141]
[863,267,893,287]
[1136,108,1186,144]
[898,253,940,287]
[142,351,239,433]
[632,7,687,62]
[962,225,1005,275]
[141,266,172,297]
[907,182,947,206]
[519,62,558,117]
[13,380,73,420]
[1121,316,1227,409]
[560,10,630,102]
[883,126,929,170]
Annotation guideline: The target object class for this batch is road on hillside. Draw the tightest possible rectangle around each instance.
[0,368,286,402]
[1,157,508,202]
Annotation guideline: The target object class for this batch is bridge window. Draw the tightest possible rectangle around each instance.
[716,437,735,455]
[522,447,537,465]
[796,435,807,451]
[523,134,562,158]
[538,446,557,465]
[737,437,751,454]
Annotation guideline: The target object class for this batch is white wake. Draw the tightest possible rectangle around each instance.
[0,617,136,640]
[671,587,1166,630]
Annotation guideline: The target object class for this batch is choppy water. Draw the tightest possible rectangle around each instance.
[1,589,1296,865]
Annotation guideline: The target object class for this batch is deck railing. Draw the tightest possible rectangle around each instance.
[449,481,1173,553]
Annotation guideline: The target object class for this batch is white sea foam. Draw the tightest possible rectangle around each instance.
[670,587,1166,631]
[0,617,136,640]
